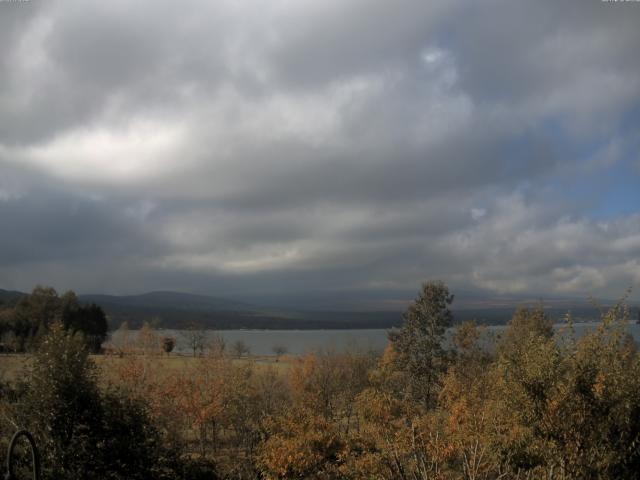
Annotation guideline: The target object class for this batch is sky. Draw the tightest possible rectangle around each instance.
[1,0,640,308]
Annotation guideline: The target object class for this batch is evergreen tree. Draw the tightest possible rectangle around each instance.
[21,322,102,479]
[392,280,454,406]
[20,323,175,479]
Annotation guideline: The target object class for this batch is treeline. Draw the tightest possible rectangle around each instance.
[1,281,640,479]
[105,307,400,330]
[0,286,108,353]
[86,303,401,330]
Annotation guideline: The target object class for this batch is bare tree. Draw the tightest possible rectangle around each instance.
[209,332,226,356]
[272,345,287,361]
[232,339,250,358]
[137,321,160,355]
[183,321,207,357]
[112,320,130,356]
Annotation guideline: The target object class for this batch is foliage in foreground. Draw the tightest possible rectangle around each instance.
[3,323,179,479]
[1,281,640,480]
[0,286,108,353]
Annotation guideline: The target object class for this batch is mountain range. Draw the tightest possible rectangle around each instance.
[1,288,637,330]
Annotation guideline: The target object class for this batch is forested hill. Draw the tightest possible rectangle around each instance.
[75,291,587,330]
[2,288,634,330]
[1,288,404,330]
[78,291,402,330]
[0,288,26,304]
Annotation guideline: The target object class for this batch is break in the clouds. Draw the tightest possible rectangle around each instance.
[1,0,640,305]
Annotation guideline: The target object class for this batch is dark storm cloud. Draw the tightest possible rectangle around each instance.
[0,164,164,266]
[264,1,453,87]
[1,0,640,301]
[448,2,640,108]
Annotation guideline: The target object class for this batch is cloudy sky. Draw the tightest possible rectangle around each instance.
[1,0,640,307]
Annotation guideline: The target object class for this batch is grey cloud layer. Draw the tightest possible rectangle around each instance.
[1,0,639,301]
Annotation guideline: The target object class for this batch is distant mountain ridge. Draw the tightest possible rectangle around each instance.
[2,288,637,330]
[80,291,253,312]
[0,288,26,303]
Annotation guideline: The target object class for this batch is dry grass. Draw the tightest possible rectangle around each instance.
[1,352,293,385]
[0,354,31,382]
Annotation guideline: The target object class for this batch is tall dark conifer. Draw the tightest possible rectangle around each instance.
[393,280,454,407]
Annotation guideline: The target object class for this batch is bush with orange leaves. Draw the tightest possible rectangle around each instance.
[258,350,377,479]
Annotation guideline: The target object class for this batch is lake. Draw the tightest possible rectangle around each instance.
[109,321,640,356]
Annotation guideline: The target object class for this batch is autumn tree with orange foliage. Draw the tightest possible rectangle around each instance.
[488,302,640,479]
[258,349,377,479]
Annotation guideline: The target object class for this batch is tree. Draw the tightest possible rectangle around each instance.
[3,286,60,351]
[440,321,499,479]
[0,286,107,353]
[183,322,207,357]
[232,340,250,358]
[20,322,102,479]
[209,332,226,356]
[491,300,640,478]
[60,292,108,353]
[272,345,287,360]
[19,322,177,479]
[258,412,345,479]
[161,337,176,355]
[392,280,454,406]
[498,304,553,354]
[137,321,159,355]
[112,320,131,356]
[97,389,177,480]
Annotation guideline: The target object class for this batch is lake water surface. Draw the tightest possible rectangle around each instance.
[111,322,640,356]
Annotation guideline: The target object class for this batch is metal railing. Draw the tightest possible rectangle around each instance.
[4,430,40,480]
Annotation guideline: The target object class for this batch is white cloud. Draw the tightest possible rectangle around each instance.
[14,118,187,183]
[471,208,486,221]
[0,0,639,301]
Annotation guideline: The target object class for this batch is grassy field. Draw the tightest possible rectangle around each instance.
[0,354,29,382]
[1,352,293,384]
